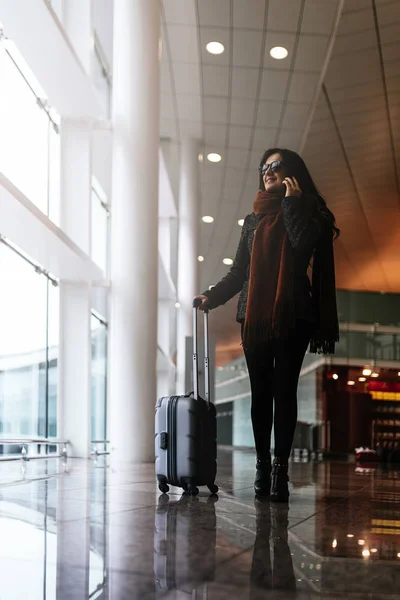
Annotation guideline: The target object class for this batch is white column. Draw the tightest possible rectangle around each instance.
[60,119,92,254]
[62,0,93,75]
[59,120,93,458]
[108,0,160,463]
[58,282,92,457]
[176,138,200,394]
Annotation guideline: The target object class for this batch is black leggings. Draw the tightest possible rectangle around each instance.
[243,320,312,461]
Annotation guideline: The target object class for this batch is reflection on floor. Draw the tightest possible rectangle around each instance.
[1,450,400,599]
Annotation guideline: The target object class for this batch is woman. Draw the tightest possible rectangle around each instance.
[194,148,339,502]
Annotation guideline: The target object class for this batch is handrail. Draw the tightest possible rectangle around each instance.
[0,438,69,445]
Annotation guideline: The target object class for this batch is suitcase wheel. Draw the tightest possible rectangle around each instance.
[188,485,199,496]
[208,484,219,495]
[158,483,169,494]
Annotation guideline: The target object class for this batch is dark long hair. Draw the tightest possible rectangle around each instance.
[259,148,340,238]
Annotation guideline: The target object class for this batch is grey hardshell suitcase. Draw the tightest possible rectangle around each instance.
[155,302,218,495]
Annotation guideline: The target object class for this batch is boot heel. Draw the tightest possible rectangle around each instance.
[254,456,272,497]
[270,460,289,503]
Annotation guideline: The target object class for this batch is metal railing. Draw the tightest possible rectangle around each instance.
[0,438,111,461]
[91,440,110,457]
[0,438,69,462]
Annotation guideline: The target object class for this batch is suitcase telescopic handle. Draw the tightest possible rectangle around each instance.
[192,299,211,404]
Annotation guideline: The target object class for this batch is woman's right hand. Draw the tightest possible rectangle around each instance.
[193,295,209,311]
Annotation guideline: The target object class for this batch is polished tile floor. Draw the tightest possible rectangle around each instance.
[1,450,400,599]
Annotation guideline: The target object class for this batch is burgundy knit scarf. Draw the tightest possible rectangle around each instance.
[242,190,339,354]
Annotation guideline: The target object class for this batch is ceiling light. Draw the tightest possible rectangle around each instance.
[359,377,367,382]
[175,302,180,309]
[332,539,337,549]
[371,548,378,553]
[223,258,233,266]
[332,373,339,380]
[362,549,370,558]
[347,381,355,386]
[207,153,222,163]
[198,153,204,162]
[363,368,372,377]
[198,255,204,262]
[371,372,379,378]
[397,553,400,558]
[238,219,244,227]
[270,46,288,60]
[202,216,214,224]
[206,41,225,55]
[358,540,365,546]
[347,534,354,538]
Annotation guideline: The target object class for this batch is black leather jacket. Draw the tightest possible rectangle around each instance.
[203,195,323,323]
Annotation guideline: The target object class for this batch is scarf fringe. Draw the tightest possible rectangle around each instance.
[243,306,295,350]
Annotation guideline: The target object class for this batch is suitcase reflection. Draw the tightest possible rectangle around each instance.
[154,494,217,595]
[154,495,295,597]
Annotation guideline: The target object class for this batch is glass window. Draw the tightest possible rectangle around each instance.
[337,290,400,327]
[91,316,107,445]
[0,41,60,223]
[48,120,61,226]
[92,41,111,118]
[91,178,109,274]
[0,244,59,443]
[47,282,59,438]
[0,245,47,437]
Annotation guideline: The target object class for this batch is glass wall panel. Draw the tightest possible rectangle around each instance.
[0,49,49,213]
[91,316,107,444]
[0,245,47,437]
[47,282,59,438]
[91,180,109,274]
[337,290,400,327]
[92,43,111,118]
[0,42,61,223]
[48,121,61,226]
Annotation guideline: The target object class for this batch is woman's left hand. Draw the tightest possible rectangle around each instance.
[283,177,302,198]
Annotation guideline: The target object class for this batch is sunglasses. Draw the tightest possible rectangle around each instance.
[259,160,285,176]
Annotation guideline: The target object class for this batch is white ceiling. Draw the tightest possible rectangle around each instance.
[161,0,400,364]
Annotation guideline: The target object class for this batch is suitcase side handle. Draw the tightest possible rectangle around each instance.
[192,304,211,404]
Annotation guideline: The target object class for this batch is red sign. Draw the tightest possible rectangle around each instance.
[368,381,400,392]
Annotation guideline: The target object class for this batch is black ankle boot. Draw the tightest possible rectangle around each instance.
[254,455,272,497]
[270,459,289,503]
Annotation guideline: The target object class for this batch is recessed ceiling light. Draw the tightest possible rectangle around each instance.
[202,216,214,224]
[362,550,370,558]
[175,302,180,309]
[223,258,233,266]
[347,380,355,386]
[238,219,244,227]
[371,372,379,378]
[206,41,225,55]
[371,548,378,553]
[332,539,337,549]
[332,373,339,380]
[347,534,354,538]
[359,377,366,382]
[270,46,288,60]
[362,368,372,377]
[198,153,204,162]
[358,540,365,546]
[207,153,222,163]
[198,255,204,262]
